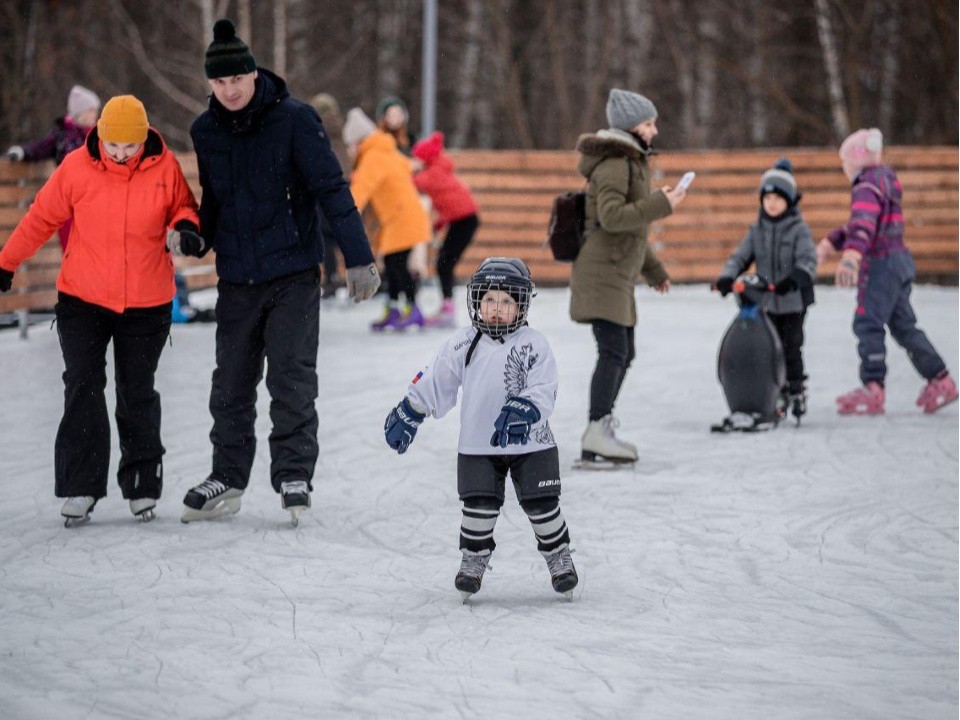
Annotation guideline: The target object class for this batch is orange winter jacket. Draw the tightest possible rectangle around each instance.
[0,128,199,312]
[349,131,430,256]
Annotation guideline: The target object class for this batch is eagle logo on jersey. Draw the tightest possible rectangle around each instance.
[503,343,538,396]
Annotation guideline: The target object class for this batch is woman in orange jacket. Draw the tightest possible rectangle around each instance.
[343,107,431,331]
[0,95,200,526]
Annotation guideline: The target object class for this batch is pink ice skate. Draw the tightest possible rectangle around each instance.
[424,299,457,329]
[836,382,885,415]
[916,373,959,414]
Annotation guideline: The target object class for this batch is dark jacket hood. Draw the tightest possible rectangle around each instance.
[208,67,289,133]
[85,126,166,162]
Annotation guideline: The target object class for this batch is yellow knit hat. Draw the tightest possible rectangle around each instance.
[97,95,149,144]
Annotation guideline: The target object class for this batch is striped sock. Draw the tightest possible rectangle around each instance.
[523,499,570,556]
[459,502,500,553]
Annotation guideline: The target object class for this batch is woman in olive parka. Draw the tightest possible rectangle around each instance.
[570,88,686,466]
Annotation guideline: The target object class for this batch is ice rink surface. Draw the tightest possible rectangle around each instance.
[0,283,956,719]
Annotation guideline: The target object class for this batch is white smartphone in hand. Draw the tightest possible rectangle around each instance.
[676,171,696,191]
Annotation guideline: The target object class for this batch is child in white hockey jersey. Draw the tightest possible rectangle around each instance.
[383,257,578,600]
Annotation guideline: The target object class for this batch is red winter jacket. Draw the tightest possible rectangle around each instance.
[0,128,199,312]
[412,154,478,229]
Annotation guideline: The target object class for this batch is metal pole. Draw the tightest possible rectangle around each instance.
[421,0,438,135]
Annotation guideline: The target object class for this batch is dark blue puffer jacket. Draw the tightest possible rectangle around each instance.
[190,68,373,284]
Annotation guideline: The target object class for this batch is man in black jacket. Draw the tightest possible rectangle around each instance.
[176,19,380,526]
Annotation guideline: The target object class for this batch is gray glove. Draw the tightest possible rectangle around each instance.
[346,263,381,303]
[5,146,24,162]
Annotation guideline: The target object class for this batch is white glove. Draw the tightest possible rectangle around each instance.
[5,146,24,162]
[346,263,381,303]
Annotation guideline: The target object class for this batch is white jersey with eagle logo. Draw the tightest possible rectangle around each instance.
[405,325,558,455]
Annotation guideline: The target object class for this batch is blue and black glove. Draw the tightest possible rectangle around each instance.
[384,398,426,454]
[490,396,541,448]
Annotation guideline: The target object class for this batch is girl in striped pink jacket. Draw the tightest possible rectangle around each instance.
[816,128,957,415]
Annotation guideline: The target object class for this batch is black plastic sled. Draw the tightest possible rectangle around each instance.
[711,274,786,433]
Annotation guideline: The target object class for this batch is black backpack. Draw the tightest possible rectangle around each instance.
[545,190,587,262]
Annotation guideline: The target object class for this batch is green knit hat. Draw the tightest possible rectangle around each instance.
[205,19,257,79]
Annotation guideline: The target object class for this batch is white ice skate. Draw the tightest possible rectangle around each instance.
[129,498,157,522]
[280,480,311,527]
[61,496,97,527]
[572,415,637,470]
[180,478,243,523]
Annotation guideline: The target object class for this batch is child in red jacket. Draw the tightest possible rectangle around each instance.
[412,132,480,328]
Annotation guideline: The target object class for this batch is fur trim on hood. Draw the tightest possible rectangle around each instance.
[575,128,646,160]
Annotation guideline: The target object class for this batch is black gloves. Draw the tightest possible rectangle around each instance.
[0,267,13,292]
[774,269,810,295]
[715,276,734,297]
[166,221,208,258]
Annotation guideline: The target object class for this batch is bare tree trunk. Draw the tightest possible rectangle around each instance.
[491,0,534,148]
[450,0,484,148]
[814,0,850,139]
[877,0,900,135]
[273,0,287,78]
[236,0,252,46]
[376,0,402,99]
[623,0,654,91]
[545,0,573,147]
[746,0,769,144]
[694,4,719,147]
[654,0,696,143]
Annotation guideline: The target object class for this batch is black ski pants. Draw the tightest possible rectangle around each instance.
[383,249,418,304]
[209,268,321,492]
[54,293,171,500]
[769,311,807,392]
[589,319,636,421]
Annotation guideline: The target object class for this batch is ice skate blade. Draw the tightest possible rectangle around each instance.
[560,590,574,601]
[289,506,306,527]
[459,591,475,603]
[571,457,634,471]
[63,515,91,528]
[180,496,242,523]
[136,508,156,523]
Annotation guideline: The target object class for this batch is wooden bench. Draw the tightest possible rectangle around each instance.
[3,147,956,333]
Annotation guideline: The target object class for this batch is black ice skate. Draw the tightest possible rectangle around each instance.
[545,547,578,599]
[129,498,157,522]
[181,478,243,523]
[61,496,97,527]
[455,550,491,602]
[280,480,311,527]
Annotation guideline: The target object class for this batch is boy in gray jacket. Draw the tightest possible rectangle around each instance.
[715,158,816,419]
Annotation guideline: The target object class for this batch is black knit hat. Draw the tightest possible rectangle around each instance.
[759,157,800,206]
[205,19,257,79]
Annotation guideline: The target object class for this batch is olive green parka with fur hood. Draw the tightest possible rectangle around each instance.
[569,128,672,327]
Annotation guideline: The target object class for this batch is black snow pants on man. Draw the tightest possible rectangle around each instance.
[208,268,321,492]
[54,293,171,500]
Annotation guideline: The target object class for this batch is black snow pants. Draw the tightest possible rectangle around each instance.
[208,268,321,492]
[54,293,171,500]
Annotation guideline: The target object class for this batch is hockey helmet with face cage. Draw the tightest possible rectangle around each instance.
[467,257,535,339]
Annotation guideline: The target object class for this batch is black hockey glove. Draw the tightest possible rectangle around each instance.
[490,396,541,448]
[774,269,809,295]
[0,267,13,292]
[715,276,734,297]
[384,397,426,454]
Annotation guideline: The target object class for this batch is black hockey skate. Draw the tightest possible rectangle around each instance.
[455,551,491,602]
[545,547,578,599]
[280,480,311,527]
[181,478,243,523]
[61,496,97,527]
[710,412,777,433]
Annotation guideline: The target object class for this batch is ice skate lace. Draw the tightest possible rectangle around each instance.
[546,548,575,578]
[192,479,228,499]
[600,415,620,438]
[281,480,309,496]
[458,553,490,580]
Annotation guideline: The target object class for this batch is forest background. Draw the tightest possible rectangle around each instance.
[1,0,957,153]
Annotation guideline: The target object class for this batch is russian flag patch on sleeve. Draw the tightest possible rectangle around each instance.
[412,371,424,384]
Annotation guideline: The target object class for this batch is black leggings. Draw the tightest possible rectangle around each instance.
[436,214,479,299]
[589,319,636,421]
[383,250,418,304]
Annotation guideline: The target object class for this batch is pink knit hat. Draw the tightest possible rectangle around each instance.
[839,128,883,172]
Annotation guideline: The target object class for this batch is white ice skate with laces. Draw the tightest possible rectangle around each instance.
[61,496,97,527]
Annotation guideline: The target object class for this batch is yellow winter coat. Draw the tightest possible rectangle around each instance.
[349,131,430,256]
